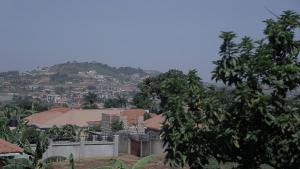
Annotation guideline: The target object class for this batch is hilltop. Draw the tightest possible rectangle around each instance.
[47,62,150,78]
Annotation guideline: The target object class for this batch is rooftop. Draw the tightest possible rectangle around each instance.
[25,108,124,128]
[144,114,164,131]
[0,139,23,155]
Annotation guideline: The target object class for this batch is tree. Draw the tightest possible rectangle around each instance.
[134,69,202,113]
[103,95,127,108]
[84,92,98,104]
[111,119,124,132]
[161,11,300,169]
[132,93,152,109]
[82,92,98,109]
[54,86,65,95]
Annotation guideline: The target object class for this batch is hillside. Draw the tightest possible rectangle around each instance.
[48,62,149,77]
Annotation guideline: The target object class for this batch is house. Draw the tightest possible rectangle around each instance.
[144,114,164,133]
[101,109,150,133]
[25,108,124,129]
[0,139,25,167]
[141,114,165,156]
[0,139,24,157]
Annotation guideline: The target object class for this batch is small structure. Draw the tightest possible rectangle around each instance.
[118,114,165,157]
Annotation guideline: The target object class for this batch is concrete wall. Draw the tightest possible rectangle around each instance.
[141,140,164,157]
[31,135,119,160]
[118,133,129,154]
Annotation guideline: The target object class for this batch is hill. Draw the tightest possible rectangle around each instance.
[48,62,150,77]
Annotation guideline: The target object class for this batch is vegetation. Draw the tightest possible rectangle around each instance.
[133,69,204,114]
[3,158,33,169]
[49,62,147,78]
[94,155,155,169]
[143,112,151,121]
[160,11,300,169]
[46,124,79,142]
[104,94,127,108]
[69,153,75,169]
[111,120,124,132]
[43,156,67,163]
[81,92,98,109]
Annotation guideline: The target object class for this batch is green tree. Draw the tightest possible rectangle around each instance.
[111,120,123,132]
[103,95,127,108]
[82,92,99,109]
[161,11,300,169]
[84,92,98,104]
[134,69,202,113]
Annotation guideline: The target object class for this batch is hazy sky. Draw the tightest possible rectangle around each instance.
[0,0,299,82]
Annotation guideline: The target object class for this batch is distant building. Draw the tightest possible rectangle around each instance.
[46,94,66,104]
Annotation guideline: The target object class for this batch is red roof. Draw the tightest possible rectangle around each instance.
[120,109,145,126]
[25,108,124,128]
[0,139,23,154]
[144,114,164,131]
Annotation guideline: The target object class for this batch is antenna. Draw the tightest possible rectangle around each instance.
[264,7,279,18]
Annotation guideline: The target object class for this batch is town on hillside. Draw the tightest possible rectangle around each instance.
[1,1,300,169]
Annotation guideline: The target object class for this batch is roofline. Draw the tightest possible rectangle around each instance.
[0,152,23,157]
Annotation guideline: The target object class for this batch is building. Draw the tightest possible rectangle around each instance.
[144,114,164,133]
[0,139,24,157]
[25,108,124,129]
[101,109,149,133]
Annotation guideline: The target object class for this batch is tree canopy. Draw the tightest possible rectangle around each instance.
[161,10,300,169]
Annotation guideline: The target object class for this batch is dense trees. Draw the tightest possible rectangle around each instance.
[81,92,99,109]
[104,94,127,108]
[160,11,300,169]
[46,124,79,142]
[133,69,204,113]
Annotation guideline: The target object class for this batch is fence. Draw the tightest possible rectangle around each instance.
[31,135,119,160]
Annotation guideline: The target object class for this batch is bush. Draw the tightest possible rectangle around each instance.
[44,156,67,163]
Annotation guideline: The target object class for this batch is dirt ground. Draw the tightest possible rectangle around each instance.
[51,154,175,169]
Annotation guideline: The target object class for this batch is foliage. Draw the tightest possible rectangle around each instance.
[132,93,153,110]
[69,153,75,169]
[111,119,124,132]
[43,156,67,163]
[12,95,33,110]
[47,124,78,141]
[104,95,127,108]
[84,92,98,104]
[33,131,49,166]
[3,158,33,169]
[161,10,300,169]
[133,69,204,113]
[49,62,147,79]
[50,73,71,84]
[80,103,98,109]
[94,155,155,169]
[143,113,151,121]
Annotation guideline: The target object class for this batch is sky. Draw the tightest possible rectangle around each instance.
[0,0,299,82]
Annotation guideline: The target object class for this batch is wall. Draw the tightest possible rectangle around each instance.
[31,135,119,160]
[118,133,129,154]
[141,140,164,157]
